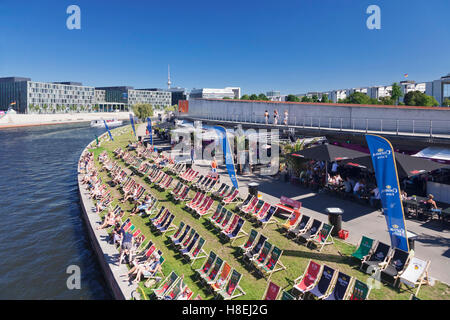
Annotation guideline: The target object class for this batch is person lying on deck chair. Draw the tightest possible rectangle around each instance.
[131,195,153,216]
[97,209,115,230]
[122,184,138,203]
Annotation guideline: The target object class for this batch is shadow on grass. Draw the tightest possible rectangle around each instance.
[283,249,351,264]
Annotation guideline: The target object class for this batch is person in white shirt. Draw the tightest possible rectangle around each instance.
[353,179,365,198]
[370,187,381,207]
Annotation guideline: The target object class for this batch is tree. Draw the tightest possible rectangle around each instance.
[321,94,329,103]
[257,93,269,101]
[249,94,258,100]
[404,91,438,106]
[311,95,319,103]
[379,96,394,105]
[391,82,403,105]
[443,98,450,107]
[345,92,371,104]
[286,94,300,102]
[240,94,250,100]
[301,96,313,103]
[223,97,231,99]
[133,103,154,120]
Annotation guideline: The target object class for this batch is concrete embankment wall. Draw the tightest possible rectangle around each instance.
[77,135,137,300]
[0,112,131,128]
[188,99,450,134]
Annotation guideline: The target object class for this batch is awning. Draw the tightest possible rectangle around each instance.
[289,144,367,162]
[412,147,450,162]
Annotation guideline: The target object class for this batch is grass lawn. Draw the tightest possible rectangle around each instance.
[88,124,450,300]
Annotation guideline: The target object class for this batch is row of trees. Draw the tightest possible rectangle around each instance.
[239,94,270,101]
[132,103,154,120]
[27,104,97,114]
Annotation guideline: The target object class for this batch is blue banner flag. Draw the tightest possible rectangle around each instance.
[214,126,239,190]
[103,120,114,141]
[129,114,136,137]
[365,134,409,251]
[147,117,152,145]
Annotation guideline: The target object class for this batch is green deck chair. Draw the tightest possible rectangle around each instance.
[351,236,374,261]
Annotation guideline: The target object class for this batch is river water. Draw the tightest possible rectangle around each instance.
[0,123,118,299]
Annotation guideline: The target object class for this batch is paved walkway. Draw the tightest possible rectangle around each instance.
[144,123,450,284]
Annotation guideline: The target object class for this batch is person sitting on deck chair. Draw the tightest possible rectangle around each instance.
[122,184,138,203]
[426,194,441,218]
[131,194,153,216]
[97,209,115,230]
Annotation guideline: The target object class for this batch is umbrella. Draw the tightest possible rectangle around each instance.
[289,144,367,162]
[342,152,449,178]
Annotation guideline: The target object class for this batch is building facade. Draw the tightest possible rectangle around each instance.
[189,87,241,100]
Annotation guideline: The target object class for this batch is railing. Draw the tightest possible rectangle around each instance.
[185,113,450,137]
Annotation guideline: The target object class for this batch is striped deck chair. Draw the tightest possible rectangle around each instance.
[251,202,271,222]
[239,195,257,215]
[217,270,245,300]
[172,225,191,248]
[201,256,224,285]
[186,193,205,212]
[251,241,272,266]
[259,206,279,230]
[238,229,258,254]
[308,265,337,300]
[222,189,239,204]
[235,194,254,212]
[184,237,207,266]
[214,184,230,199]
[307,223,334,252]
[153,271,179,300]
[348,279,371,300]
[323,272,353,300]
[211,207,227,227]
[149,206,166,225]
[209,262,232,292]
[208,204,223,225]
[262,281,281,300]
[217,210,233,230]
[297,219,323,243]
[195,251,217,279]
[152,209,170,229]
[169,222,186,244]
[220,215,240,239]
[351,236,374,261]
[246,200,265,219]
[287,215,311,239]
[176,228,196,250]
[212,183,227,198]
[157,214,176,235]
[243,234,267,263]
[398,257,431,296]
[225,218,247,246]
[195,197,214,217]
[185,191,201,208]
[293,260,322,297]
[280,290,295,300]
[175,186,190,202]
[180,233,199,256]
[204,178,218,192]
[170,182,183,197]
[257,246,287,281]
[164,276,186,300]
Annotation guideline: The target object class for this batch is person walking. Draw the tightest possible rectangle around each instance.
[284,109,288,125]
[211,157,218,173]
[273,109,278,125]
[264,110,269,124]
[190,146,195,165]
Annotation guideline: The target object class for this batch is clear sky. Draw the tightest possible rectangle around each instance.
[0,0,449,95]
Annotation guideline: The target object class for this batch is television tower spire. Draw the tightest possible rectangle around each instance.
[167,64,172,89]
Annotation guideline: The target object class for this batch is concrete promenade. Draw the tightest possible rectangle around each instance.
[0,111,131,129]
[144,124,450,285]
[78,143,138,300]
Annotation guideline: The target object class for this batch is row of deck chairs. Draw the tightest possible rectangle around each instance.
[239,229,287,281]
[179,168,199,184]
[146,169,174,190]
[148,206,177,236]
[206,203,248,245]
[191,174,219,193]
[168,221,208,266]
[168,181,191,203]
[352,236,431,295]
[283,213,335,252]
[195,251,246,300]
[132,240,165,282]
[236,195,278,229]
[152,272,195,300]
[185,192,215,218]
[293,259,370,300]
[211,183,240,204]
[165,162,186,176]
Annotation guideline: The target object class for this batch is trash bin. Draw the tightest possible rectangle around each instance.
[326,208,344,237]
[248,182,259,197]
[407,231,417,251]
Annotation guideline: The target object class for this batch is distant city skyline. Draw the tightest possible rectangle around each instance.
[0,0,449,95]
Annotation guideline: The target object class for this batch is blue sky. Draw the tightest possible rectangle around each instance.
[0,0,449,95]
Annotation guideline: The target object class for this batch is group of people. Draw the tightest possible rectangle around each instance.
[264,109,289,125]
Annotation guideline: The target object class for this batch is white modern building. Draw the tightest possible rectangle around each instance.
[189,87,241,100]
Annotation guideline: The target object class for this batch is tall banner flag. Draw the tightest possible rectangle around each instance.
[147,117,152,146]
[103,120,114,141]
[365,134,409,251]
[214,126,239,190]
[129,114,136,137]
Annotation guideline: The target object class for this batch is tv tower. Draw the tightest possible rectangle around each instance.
[167,64,172,89]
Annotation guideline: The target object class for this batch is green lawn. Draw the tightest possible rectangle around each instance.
[88,125,450,300]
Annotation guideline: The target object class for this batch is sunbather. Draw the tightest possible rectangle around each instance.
[131,195,152,216]
[97,210,115,230]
